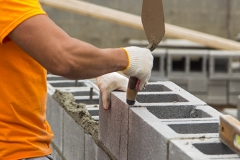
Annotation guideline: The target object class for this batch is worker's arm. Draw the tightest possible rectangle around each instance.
[9,14,128,79]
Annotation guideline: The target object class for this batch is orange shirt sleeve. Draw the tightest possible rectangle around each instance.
[0,0,46,44]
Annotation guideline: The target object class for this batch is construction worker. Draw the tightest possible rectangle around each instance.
[0,0,153,159]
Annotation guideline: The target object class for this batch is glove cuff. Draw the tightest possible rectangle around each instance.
[121,47,140,76]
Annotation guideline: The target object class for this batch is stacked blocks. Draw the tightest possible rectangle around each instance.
[99,81,240,160]
[47,74,240,159]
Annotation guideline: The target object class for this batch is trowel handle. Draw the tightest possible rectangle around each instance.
[126,77,138,105]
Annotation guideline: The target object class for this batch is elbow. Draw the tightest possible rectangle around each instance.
[47,59,72,78]
[45,49,74,79]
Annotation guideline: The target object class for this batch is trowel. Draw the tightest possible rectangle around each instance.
[126,0,165,105]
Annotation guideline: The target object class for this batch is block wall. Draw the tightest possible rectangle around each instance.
[46,74,240,160]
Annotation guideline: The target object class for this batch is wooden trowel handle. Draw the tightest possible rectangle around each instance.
[126,77,138,105]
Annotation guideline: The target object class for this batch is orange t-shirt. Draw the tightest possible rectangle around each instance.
[0,0,54,159]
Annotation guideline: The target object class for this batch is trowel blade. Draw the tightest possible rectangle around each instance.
[142,0,165,51]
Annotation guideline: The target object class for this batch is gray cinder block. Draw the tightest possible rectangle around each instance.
[151,49,167,79]
[46,94,64,152]
[51,148,63,160]
[167,49,208,79]
[99,81,218,160]
[209,50,240,80]
[62,111,85,160]
[128,107,219,160]
[85,133,110,160]
[145,105,221,121]
[208,80,227,104]
[229,80,240,93]
[135,81,206,106]
[169,138,240,160]
[188,78,208,93]
[99,92,129,160]
[85,134,98,160]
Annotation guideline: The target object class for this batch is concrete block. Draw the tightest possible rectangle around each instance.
[85,134,110,160]
[209,50,240,80]
[229,94,239,105]
[97,147,110,160]
[128,108,168,160]
[229,80,240,93]
[135,81,206,106]
[99,92,129,160]
[99,81,216,160]
[146,105,221,121]
[46,95,64,152]
[52,149,63,160]
[62,111,85,160]
[47,75,100,105]
[151,49,166,79]
[210,55,229,78]
[167,49,208,79]
[188,78,208,93]
[167,49,188,78]
[128,107,219,160]
[229,53,240,79]
[169,138,240,160]
[208,80,227,104]
[85,134,98,160]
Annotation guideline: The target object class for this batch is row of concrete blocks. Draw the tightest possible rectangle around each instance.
[46,74,240,159]
[47,92,109,160]
[99,81,240,160]
[169,78,240,105]
[47,74,108,160]
[129,39,240,80]
[148,48,240,81]
[47,74,100,120]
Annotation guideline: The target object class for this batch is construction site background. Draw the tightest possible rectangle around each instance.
[42,0,240,48]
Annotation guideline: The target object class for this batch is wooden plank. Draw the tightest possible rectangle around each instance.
[219,115,240,155]
[39,0,142,30]
[39,0,240,50]
[165,24,240,50]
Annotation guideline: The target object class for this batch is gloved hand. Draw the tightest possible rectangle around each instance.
[96,72,128,109]
[121,46,153,90]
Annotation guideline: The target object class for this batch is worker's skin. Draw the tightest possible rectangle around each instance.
[9,14,128,80]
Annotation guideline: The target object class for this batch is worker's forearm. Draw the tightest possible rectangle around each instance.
[60,37,128,79]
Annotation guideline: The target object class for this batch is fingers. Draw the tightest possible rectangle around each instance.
[101,90,111,110]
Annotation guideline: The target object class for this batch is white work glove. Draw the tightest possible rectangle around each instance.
[96,72,128,110]
[121,46,153,90]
